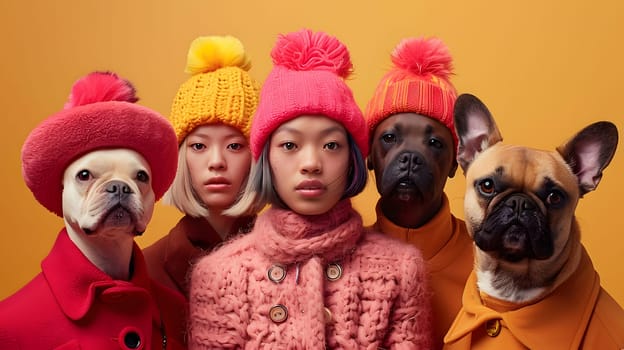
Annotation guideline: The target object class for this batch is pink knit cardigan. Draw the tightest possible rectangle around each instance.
[188,200,433,349]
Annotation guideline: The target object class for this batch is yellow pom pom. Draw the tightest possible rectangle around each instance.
[185,35,251,75]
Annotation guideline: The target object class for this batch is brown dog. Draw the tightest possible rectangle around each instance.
[367,112,474,349]
[368,112,457,227]
[444,93,624,349]
[364,36,476,349]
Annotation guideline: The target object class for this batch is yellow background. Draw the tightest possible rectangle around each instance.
[1,0,622,308]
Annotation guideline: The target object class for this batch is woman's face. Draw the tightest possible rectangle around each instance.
[185,124,251,211]
[269,115,350,216]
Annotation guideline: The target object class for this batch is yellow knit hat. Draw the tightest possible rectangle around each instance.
[170,35,260,143]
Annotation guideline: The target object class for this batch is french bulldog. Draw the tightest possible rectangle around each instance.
[444,93,624,349]
[0,70,187,349]
[62,148,154,280]
[367,112,458,227]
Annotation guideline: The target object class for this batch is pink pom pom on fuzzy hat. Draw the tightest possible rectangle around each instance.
[364,37,459,150]
[250,29,368,159]
[21,71,178,217]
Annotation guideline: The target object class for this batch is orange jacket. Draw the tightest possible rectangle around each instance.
[370,194,474,349]
[444,247,624,349]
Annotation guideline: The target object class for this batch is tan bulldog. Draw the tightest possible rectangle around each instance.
[444,93,624,349]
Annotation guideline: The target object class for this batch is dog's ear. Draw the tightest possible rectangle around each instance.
[448,159,458,178]
[556,121,618,197]
[453,94,503,173]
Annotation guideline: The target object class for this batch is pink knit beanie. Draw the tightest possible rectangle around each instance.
[21,71,178,217]
[364,37,458,150]
[250,29,368,159]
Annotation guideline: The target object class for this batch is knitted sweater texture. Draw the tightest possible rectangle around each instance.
[189,200,433,349]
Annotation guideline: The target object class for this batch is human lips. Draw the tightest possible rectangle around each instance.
[295,179,326,197]
[204,177,232,190]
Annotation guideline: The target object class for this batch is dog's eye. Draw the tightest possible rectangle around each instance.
[428,138,443,149]
[381,133,396,144]
[136,170,150,183]
[546,190,564,207]
[477,178,496,196]
[76,170,92,181]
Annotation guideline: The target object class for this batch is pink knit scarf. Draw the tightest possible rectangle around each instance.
[255,200,363,264]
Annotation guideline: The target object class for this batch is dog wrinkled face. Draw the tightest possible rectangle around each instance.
[62,149,155,237]
[368,113,456,227]
[464,144,580,265]
[455,94,618,301]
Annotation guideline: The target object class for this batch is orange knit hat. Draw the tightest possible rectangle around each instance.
[170,35,260,143]
[364,37,458,149]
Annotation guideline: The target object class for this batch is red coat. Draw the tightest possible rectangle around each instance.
[0,229,186,350]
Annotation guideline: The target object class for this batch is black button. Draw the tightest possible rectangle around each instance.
[124,331,141,349]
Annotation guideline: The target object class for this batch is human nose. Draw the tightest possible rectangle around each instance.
[206,147,226,170]
[300,147,321,174]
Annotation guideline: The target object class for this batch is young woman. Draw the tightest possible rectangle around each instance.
[188,29,433,349]
[142,35,260,343]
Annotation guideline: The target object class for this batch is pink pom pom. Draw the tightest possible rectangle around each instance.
[64,71,138,109]
[270,29,353,78]
[391,37,453,79]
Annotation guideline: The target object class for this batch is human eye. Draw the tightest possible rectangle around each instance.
[280,141,297,151]
[190,143,205,151]
[227,143,244,151]
[324,141,340,151]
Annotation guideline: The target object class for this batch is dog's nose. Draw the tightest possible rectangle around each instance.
[398,151,423,171]
[105,180,133,197]
[505,194,536,215]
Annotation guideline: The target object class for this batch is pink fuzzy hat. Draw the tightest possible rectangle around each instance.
[21,71,178,217]
[250,29,368,159]
[365,37,458,150]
